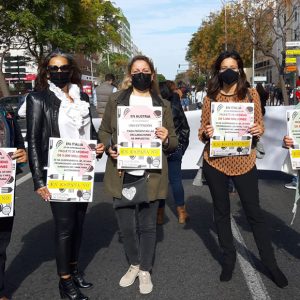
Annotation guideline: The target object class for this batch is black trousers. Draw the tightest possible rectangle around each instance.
[50,202,88,276]
[115,201,159,271]
[203,161,276,267]
[0,217,14,298]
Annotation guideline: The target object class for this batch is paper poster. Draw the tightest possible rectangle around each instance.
[210,102,254,157]
[287,109,300,169]
[0,148,16,217]
[117,106,162,169]
[47,138,97,202]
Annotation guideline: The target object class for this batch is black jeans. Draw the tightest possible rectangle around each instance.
[203,161,276,268]
[115,200,159,272]
[0,217,14,298]
[50,202,88,276]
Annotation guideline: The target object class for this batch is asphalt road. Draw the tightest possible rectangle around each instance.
[3,165,300,300]
[8,107,300,299]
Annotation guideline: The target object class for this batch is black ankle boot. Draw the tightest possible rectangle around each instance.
[267,266,288,288]
[59,277,89,300]
[220,264,235,282]
[71,267,93,289]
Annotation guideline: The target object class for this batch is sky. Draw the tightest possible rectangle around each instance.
[112,0,222,80]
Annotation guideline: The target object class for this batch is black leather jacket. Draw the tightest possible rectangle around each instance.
[167,92,190,154]
[26,89,98,190]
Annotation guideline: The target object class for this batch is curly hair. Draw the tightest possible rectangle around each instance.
[34,50,82,91]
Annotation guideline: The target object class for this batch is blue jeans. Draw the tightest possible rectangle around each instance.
[159,147,185,208]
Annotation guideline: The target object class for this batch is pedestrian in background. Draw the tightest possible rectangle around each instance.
[256,83,268,116]
[26,50,104,300]
[198,50,288,288]
[96,73,117,118]
[196,86,206,109]
[99,55,177,295]
[157,81,190,224]
[0,105,27,300]
[181,87,190,111]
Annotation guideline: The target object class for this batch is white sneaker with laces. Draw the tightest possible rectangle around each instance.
[138,271,153,294]
[119,265,139,287]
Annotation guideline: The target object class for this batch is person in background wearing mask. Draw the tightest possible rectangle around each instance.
[26,50,104,300]
[0,105,27,300]
[198,50,288,288]
[99,55,177,295]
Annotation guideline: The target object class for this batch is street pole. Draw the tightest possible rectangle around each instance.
[225,2,227,51]
[252,19,255,87]
[221,0,227,51]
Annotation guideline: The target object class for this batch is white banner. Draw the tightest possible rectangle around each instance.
[93,106,293,172]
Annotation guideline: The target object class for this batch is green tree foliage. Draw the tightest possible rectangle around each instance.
[1,0,122,63]
[98,52,130,85]
[156,73,166,82]
[186,3,252,78]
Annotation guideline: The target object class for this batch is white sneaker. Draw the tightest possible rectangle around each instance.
[119,265,139,287]
[138,271,153,294]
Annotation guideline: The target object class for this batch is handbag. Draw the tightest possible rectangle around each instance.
[256,140,265,159]
[113,175,149,208]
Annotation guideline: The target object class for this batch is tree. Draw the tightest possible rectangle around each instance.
[156,73,166,82]
[0,0,122,95]
[237,0,298,105]
[0,3,25,96]
[186,4,252,79]
[98,52,129,85]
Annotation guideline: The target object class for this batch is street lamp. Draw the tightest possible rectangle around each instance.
[220,0,235,51]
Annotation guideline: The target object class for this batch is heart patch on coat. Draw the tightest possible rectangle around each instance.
[122,187,136,200]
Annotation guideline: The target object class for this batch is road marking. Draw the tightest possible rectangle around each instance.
[231,217,271,300]
[16,173,32,186]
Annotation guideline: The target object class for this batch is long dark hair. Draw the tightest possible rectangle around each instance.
[35,50,82,91]
[207,50,248,99]
[121,55,160,95]
[159,81,172,100]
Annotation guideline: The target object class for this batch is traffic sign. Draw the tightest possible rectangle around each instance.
[286,41,300,47]
[286,49,300,55]
[286,57,297,64]
[285,65,297,72]
[254,76,267,82]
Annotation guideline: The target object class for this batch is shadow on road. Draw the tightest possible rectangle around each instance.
[233,201,300,260]
[175,195,221,266]
[5,202,117,298]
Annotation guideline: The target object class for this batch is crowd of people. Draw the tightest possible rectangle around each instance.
[0,49,294,300]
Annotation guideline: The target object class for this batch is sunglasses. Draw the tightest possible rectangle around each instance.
[47,65,70,72]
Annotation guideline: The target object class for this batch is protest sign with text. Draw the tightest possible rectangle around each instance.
[0,148,16,217]
[117,106,162,169]
[287,109,300,169]
[47,138,97,202]
[210,102,254,157]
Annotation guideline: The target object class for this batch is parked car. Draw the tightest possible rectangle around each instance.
[0,94,27,118]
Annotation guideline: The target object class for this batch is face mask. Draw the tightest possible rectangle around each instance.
[131,73,152,91]
[49,71,71,88]
[219,68,239,85]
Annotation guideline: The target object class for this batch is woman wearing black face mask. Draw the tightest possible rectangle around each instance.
[198,51,288,288]
[99,55,177,295]
[26,50,104,300]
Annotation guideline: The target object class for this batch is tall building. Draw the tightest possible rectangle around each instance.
[254,0,300,86]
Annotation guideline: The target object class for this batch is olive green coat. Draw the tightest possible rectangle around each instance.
[98,88,178,201]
